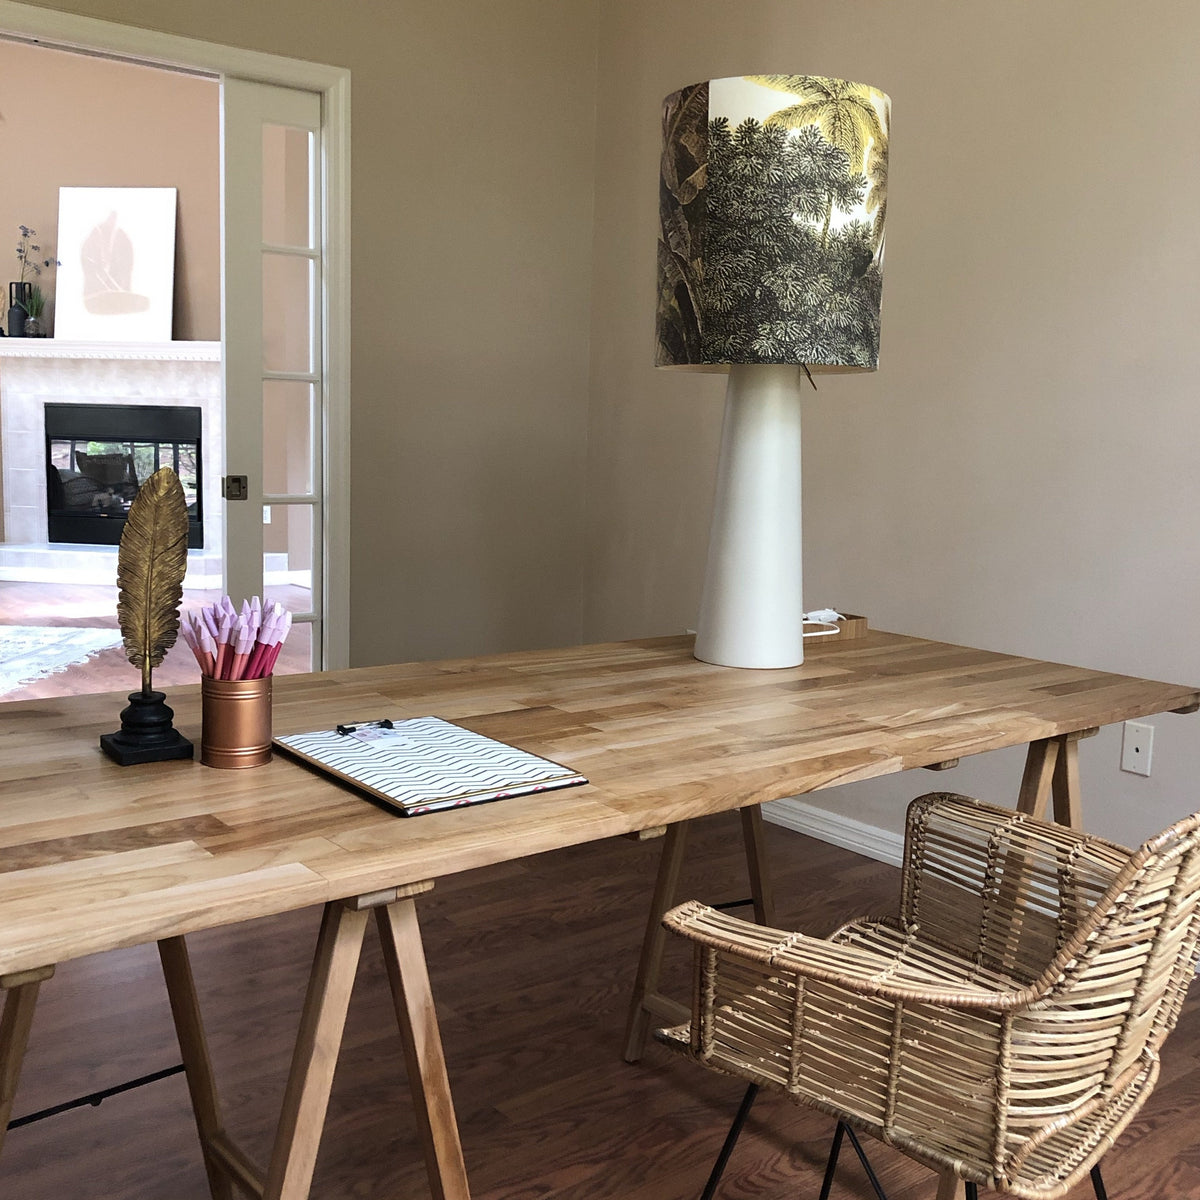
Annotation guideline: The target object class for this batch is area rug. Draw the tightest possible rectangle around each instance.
[0,625,124,695]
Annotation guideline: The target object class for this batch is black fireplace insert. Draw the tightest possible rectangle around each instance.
[45,403,203,548]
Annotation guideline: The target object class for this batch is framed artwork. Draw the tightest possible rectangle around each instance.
[54,187,177,342]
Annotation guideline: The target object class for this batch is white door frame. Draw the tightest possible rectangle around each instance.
[0,1,351,670]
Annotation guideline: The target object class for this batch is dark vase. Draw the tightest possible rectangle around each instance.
[8,282,30,337]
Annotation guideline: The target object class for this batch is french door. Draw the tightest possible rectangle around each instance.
[0,2,350,690]
[222,78,334,671]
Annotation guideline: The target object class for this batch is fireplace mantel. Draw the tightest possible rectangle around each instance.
[0,340,220,362]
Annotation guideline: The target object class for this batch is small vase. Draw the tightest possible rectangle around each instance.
[22,315,42,337]
[7,282,30,337]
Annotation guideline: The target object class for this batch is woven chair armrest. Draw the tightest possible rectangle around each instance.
[664,900,1033,1010]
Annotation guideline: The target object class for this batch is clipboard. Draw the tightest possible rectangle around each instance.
[273,715,587,816]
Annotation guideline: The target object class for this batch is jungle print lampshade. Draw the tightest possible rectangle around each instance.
[656,74,890,372]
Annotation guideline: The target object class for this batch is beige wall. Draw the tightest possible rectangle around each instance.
[587,0,1200,847]
[0,39,218,339]
[13,0,598,668]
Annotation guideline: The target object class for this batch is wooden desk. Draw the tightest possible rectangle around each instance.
[0,631,1195,1200]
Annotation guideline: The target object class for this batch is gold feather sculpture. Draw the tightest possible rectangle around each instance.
[116,466,190,694]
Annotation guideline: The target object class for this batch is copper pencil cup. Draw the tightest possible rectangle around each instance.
[201,675,273,768]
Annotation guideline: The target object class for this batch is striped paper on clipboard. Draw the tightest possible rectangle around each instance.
[274,716,587,816]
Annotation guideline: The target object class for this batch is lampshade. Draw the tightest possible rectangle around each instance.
[656,74,890,372]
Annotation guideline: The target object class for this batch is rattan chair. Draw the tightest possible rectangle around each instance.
[657,792,1200,1199]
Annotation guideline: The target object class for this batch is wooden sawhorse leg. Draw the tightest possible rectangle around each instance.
[159,880,469,1200]
[265,880,469,1200]
[0,966,55,1162]
[375,899,469,1199]
[988,730,1101,976]
[936,1169,966,1199]
[1016,728,1097,831]
[160,937,250,1198]
[622,807,777,1064]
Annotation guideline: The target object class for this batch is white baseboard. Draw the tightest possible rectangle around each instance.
[763,798,905,867]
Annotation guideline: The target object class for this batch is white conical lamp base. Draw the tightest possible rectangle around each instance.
[694,364,804,669]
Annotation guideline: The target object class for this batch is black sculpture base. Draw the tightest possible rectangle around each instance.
[100,689,194,766]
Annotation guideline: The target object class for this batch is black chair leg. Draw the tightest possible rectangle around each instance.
[699,1083,759,1200]
[842,1124,890,1200]
[816,1122,846,1200]
[817,1121,890,1200]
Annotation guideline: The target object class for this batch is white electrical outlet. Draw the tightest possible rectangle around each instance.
[263,505,272,525]
[1121,721,1154,776]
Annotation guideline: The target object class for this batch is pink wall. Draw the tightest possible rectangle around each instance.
[0,39,219,340]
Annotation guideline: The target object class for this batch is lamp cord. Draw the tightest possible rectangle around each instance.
[802,608,844,639]
[802,621,840,638]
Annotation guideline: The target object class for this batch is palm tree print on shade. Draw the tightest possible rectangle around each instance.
[701,117,880,367]
[655,82,709,368]
[750,74,889,257]
[655,75,889,372]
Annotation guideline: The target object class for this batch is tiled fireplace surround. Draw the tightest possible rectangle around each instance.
[0,341,223,587]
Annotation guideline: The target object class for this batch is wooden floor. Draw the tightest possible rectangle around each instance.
[1,814,1196,1199]
[0,580,312,701]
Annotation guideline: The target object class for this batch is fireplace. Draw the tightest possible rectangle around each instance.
[45,403,204,548]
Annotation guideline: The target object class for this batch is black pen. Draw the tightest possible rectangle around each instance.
[336,719,394,736]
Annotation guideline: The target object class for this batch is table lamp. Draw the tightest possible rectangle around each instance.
[657,74,890,668]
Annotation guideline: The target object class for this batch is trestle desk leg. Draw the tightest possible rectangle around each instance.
[159,937,252,1199]
[623,820,690,1063]
[1017,730,1093,831]
[624,807,778,1063]
[0,966,53,1161]
[740,807,778,927]
[1016,737,1059,821]
[376,898,471,1200]
[935,1170,966,1200]
[1051,732,1087,831]
[262,900,369,1200]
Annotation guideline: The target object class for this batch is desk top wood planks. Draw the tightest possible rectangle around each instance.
[0,631,1196,976]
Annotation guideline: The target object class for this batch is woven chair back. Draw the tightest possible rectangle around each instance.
[899,798,1200,1185]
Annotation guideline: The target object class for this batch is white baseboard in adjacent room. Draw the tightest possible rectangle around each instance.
[763,798,905,868]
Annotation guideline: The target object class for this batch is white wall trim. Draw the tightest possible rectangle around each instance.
[0,1,352,672]
[763,798,905,867]
[0,2,344,87]
[0,340,221,361]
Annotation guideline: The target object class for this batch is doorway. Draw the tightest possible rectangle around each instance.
[0,5,350,700]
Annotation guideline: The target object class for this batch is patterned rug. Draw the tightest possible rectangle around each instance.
[0,625,124,695]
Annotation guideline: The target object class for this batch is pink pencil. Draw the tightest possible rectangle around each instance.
[243,611,276,680]
[227,623,255,681]
[201,606,220,639]
[261,611,293,677]
[198,625,218,677]
[224,625,239,680]
[180,615,209,673]
[214,610,234,680]
[219,617,238,679]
